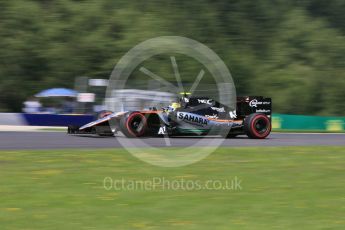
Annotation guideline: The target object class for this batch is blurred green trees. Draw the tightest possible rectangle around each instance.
[0,0,344,115]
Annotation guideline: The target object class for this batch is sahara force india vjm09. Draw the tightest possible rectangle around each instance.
[68,95,272,139]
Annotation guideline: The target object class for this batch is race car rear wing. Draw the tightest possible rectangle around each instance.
[236,96,272,118]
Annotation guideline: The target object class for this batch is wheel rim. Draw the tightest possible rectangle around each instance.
[126,113,147,136]
[249,115,271,138]
[254,118,268,134]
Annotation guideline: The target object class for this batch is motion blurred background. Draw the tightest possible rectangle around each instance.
[0,0,344,115]
[0,2,345,229]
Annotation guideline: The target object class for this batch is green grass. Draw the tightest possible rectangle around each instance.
[272,129,345,133]
[0,147,344,230]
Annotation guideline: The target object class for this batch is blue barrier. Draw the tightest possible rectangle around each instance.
[22,114,94,127]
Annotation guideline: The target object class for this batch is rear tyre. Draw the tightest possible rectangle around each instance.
[244,113,271,139]
[120,112,148,138]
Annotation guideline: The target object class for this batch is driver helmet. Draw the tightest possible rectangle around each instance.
[168,102,181,112]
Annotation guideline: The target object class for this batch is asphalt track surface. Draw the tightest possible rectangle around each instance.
[0,132,344,150]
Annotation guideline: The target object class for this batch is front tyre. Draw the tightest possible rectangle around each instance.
[244,113,271,139]
[120,112,148,138]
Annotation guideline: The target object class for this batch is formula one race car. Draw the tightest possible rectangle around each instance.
[68,95,272,139]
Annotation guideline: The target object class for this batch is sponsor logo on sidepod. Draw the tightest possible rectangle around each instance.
[178,112,208,126]
[211,107,225,112]
[205,114,219,119]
